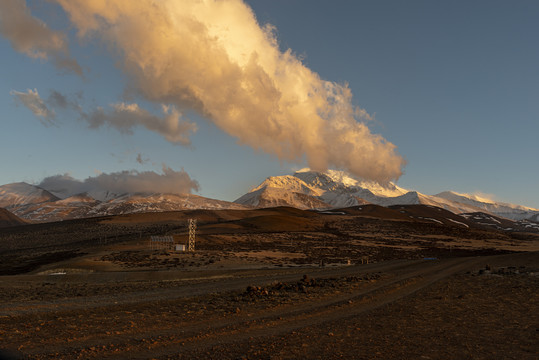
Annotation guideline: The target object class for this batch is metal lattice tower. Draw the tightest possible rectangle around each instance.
[188,218,196,252]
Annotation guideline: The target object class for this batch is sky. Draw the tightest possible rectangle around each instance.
[0,0,538,208]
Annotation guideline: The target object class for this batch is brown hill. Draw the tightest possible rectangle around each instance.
[0,207,27,227]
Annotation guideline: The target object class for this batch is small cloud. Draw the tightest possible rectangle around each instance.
[136,153,149,164]
[10,88,56,125]
[47,89,80,111]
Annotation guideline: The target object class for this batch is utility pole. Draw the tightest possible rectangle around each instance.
[188,218,197,252]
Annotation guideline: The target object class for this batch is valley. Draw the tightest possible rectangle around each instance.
[0,205,538,359]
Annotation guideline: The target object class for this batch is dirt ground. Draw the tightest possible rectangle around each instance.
[0,253,537,359]
[0,208,538,359]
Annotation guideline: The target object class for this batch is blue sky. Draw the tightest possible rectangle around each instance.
[1,0,538,208]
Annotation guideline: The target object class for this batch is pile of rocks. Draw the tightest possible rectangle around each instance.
[477,264,537,276]
[242,273,382,299]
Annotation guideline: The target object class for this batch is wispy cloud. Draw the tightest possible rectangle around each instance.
[10,88,55,125]
[0,0,82,76]
[80,103,197,146]
[38,165,199,200]
[47,89,81,111]
[51,0,405,183]
[136,153,149,164]
[468,191,497,204]
[11,88,197,146]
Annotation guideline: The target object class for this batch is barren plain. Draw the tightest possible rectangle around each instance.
[0,205,538,359]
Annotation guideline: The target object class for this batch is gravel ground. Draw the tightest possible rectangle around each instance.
[0,253,537,359]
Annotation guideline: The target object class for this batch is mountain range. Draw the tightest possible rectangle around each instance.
[1,169,538,228]
[0,182,247,223]
[235,169,539,222]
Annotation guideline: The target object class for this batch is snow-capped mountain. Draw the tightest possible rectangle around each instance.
[235,169,539,221]
[234,169,409,210]
[2,170,539,224]
[434,191,539,221]
[0,182,247,222]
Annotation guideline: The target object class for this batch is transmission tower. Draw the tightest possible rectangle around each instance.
[188,218,197,252]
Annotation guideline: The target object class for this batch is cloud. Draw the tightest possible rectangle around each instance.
[0,0,82,75]
[12,87,197,145]
[80,102,197,146]
[52,0,405,183]
[10,88,55,125]
[38,165,199,200]
[47,89,81,111]
[136,153,149,164]
[468,191,497,204]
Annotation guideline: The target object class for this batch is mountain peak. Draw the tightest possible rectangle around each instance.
[292,168,407,198]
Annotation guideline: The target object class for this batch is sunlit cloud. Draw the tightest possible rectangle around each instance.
[0,0,82,75]
[468,191,497,204]
[51,0,405,183]
[10,88,55,126]
[38,165,199,200]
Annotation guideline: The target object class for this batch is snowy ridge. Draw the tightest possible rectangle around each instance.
[0,183,247,222]
[235,169,539,222]
[295,168,407,198]
[0,182,59,208]
[434,191,539,220]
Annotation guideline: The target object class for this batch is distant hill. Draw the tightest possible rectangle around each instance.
[0,207,27,227]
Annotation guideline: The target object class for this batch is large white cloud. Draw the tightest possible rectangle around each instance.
[51,0,405,183]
